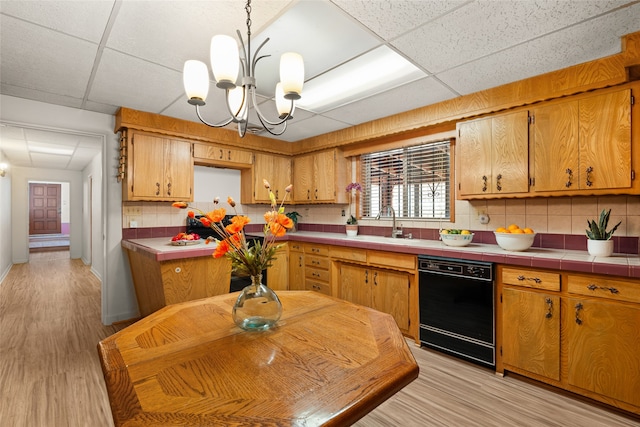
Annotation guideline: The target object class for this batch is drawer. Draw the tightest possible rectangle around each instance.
[367,251,415,271]
[304,243,330,257]
[501,268,560,291]
[568,274,640,304]
[305,267,330,283]
[289,242,304,252]
[330,246,367,263]
[306,279,331,296]
[305,255,330,270]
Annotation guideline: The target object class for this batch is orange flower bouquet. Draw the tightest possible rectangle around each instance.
[173,179,293,277]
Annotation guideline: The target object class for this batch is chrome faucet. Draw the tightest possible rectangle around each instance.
[375,205,402,238]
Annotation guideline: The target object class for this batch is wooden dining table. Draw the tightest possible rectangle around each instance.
[97,291,419,426]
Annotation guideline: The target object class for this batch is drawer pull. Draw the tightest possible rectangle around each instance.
[575,302,583,325]
[585,166,593,187]
[565,168,573,188]
[517,275,542,284]
[586,283,619,294]
[365,270,368,284]
[496,174,502,192]
[545,297,553,319]
[482,175,488,192]
[374,271,378,286]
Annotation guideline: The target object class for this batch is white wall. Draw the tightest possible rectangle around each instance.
[0,150,11,283]
[0,95,138,324]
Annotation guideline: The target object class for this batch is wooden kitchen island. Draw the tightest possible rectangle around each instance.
[97,291,419,426]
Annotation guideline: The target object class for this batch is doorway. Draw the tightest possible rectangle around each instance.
[28,181,70,252]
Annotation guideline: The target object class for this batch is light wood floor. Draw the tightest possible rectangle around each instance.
[1,250,638,427]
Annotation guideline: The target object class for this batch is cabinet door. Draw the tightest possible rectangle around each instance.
[502,288,560,380]
[565,297,640,407]
[131,133,166,199]
[314,150,336,201]
[339,264,370,307]
[371,268,410,333]
[193,143,253,166]
[491,111,529,194]
[293,154,314,202]
[578,89,632,190]
[532,101,579,192]
[166,139,193,200]
[251,153,291,203]
[458,118,492,196]
[288,251,305,290]
[267,246,288,291]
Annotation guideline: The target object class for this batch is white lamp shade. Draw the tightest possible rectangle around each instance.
[227,86,246,117]
[183,60,210,101]
[210,35,239,88]
[275,83,292,117]
[280,52,304,99]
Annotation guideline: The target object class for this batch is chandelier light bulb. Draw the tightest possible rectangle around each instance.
[210,35,239,89]
[280,52,304,100]
[275,82,293,119]
[183,60,210,105]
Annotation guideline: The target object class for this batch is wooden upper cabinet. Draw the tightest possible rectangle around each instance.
[457,110,529,198]
[241,152,291,204]
[292,148,348,204]
[124,131,193,202]
[532,87,632,194]
[192,143,253,167]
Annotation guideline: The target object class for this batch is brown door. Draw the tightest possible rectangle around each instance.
[29,183,61,235]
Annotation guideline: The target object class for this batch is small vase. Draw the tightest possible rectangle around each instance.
[232,274,282,331]
[587,239,614,257]
[346,224,358,237]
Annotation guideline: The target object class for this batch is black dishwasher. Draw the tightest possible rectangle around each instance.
[418,255,495,368]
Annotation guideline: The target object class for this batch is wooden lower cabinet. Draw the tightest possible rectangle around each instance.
[564,296,640,408]
[266,244,288,291]
[502,287,560,381]
[339,263,410,335]
[288,243,305,291]
[498,265,640,415]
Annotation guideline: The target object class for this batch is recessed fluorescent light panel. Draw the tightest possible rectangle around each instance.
[296,46,427,114]
[29,145,74,155]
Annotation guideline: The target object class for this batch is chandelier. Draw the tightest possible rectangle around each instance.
[183,0,304,137]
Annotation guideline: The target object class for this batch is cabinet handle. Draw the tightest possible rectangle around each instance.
[544,297,553,319]
[574,302,583,325]
[276,189,279,199]
[298,256,302,267]
[307,189,310,200]
[517,275,542,284]
[227,150,231,161]
[167,182,171,196]
[586,283,619,294]
[373,271,378,286]
[156,182,160,196]
[219,149,223,159]
[315,188,318,199]
[565,168,573,187]
[585,166,593,187]
[365,270,368,284]
[496,174,502,192]
[482,175,488,192]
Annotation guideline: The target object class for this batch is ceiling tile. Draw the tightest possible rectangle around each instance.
[437,3,640,95]
[0,15,97,97]
[322,77,458,126]
[332,0,467,40]
[277,114,351,142]
[89,48,184,112]
[0,0,113,42]
[392,0,635,74]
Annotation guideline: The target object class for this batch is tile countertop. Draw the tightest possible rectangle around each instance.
[122,232,640,279]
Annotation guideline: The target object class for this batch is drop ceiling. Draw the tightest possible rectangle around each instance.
[1,0,639,171]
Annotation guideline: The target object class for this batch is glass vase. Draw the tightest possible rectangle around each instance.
[232,274,282,331]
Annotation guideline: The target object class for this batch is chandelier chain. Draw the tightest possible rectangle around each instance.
[245,0,252,38]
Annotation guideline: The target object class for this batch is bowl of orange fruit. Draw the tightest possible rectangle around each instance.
[494,224,535,251]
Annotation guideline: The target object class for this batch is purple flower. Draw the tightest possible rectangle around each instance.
[346,182,362,192]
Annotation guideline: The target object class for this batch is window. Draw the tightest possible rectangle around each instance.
[361,140,451,220]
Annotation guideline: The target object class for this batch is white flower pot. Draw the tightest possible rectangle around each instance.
[587,239,614,257]
[345,225,358,237]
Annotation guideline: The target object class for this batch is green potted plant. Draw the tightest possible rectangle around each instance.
[585,209,621,257]
[286,211,302,233]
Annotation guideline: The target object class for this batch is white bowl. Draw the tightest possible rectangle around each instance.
[440,233,474,247]
[494,232,536,251]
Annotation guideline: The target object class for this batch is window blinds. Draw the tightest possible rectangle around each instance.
[361,140,451,219]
